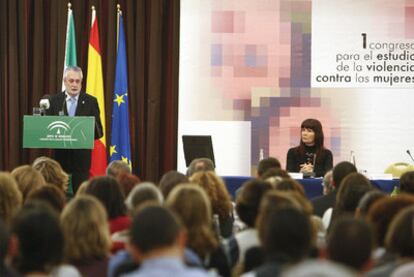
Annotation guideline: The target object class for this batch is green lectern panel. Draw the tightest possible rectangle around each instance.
[23,115,95,149]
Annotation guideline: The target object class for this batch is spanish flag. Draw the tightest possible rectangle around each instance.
[86,6,107,176]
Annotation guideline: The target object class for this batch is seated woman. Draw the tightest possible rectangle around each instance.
[286,118,333,177]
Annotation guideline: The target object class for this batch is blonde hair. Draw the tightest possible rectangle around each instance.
[32,156,69,192]
[11,165,46,201]
[0,172,22,225]
[60,195,111,261]
[166,184,218,258]
[189,171,232,219]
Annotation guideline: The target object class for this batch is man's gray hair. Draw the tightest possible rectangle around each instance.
[63,66,83,80]
[106,160,131,178]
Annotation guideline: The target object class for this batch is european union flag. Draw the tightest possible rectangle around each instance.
[110,13,131,168]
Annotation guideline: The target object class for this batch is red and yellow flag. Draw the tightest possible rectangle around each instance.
[87,7,107,176]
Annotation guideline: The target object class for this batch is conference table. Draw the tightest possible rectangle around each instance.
[222,176,399,200]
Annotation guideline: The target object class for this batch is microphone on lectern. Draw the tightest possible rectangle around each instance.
[406,150,414,163]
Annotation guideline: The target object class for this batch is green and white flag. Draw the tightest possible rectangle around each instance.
[62,3,77,90]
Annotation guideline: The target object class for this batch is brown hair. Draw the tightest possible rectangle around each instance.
[166,185,218,258]
[61,195,111,262]
[0,172,22,225]
[11,165,45,201]
[190,171,232,219]
[32,157,69,192]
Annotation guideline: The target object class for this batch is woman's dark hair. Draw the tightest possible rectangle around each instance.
[85,176,126,219]
[12,201,63,274]
[296,118,325,163]
[236,179,272,227]
[158,170,189,199]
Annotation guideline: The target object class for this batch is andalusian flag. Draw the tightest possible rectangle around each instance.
[110,10,132,168]
[86,7,107,176]
[62,3,77,90]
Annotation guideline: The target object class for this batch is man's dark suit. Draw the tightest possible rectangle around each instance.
[46,91,103,192]
[311,190,337,218]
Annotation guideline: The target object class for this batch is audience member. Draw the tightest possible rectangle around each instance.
[61,195,111,276]
[11,165,45,201]
[245,208,312,276]
[367,194,414,270]
[11,202,80,276]
[355,190,386,219]
[0,172,22,226]
[106,160,131,178]
[32,156,69,194]
[125,206,210,277]
[377,206,414,276]
[232,179,273,265]
[85,176,130,252]
[322,170,334,195]
[186,158,215,177]
[327,217,373,272]
[158,170,189,199]
[166,185,230,276]
[273,178,306,197]
[399,171,414,195]
[190,171,234,238]
[311,161,357,217]
[125,182,163,212]
[257,157,281,178]
[116,172,141,198]
[327,172,374,228]
[281,260,356,277]
[26,184,66,214]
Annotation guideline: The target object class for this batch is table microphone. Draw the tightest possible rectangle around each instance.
[406,150,414,163]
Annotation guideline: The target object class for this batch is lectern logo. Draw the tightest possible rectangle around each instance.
[47,121,70,135]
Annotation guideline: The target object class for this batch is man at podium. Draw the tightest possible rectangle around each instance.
[46,66,103,193]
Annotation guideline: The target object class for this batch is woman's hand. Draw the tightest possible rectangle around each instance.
[300,163,314,173]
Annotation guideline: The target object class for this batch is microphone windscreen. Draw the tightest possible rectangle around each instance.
[39,99,50,109]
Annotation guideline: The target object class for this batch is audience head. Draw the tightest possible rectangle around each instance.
[106,160,131,178]
[61,195,111,262]
[259,208,312,262]
[273,178,306,197]
[385,206,414,258]
[257,157,281,178]
[116,172,141,198]
[323,170,334,195]
[85,176,126,219]
[236,179,273,227]
[11,201,63,274]
[0,172,22,226]
[186,158,215,177]
[327,217,373,271]
[189,171,232,218]
[11,165,45,201]
[367,194,414,247]
[26,185,66,214]
[332,161,357,189]
[355,190,386,219]
[125,182,163,212]
[335,173,373,216]
[399,171,414,194]
[32,156,69,192]
[166,185,218,258]
[281,260,356,277]
[158,170,189,199]
[129,206,184,260]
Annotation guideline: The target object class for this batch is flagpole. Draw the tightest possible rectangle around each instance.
[91,5,96,27]
[117,4,121,48]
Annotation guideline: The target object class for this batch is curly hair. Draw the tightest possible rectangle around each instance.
[11,165,46,201]
[32,157,69,192]
[189,171,232,219]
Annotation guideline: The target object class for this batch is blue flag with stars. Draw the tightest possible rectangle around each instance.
[110,13,132,168]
